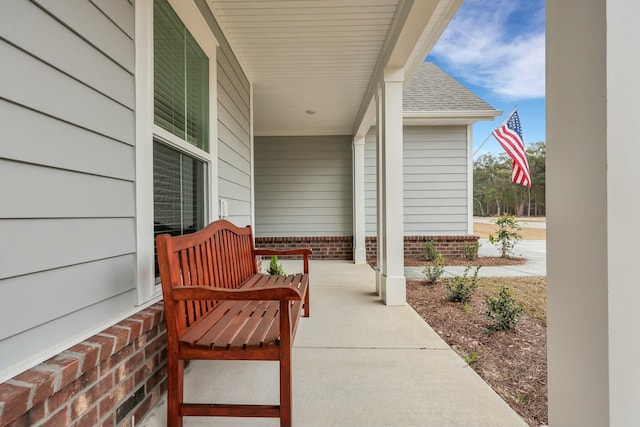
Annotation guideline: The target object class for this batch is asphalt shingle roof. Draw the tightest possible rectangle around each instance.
[404,62,496,112]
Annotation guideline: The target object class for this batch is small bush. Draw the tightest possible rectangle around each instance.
[485,286,523,330]
[422,240,439,261]
[267,255,286,276]
[461,242,480,261]
[445,266,480,303]
[488,214,522,258]
[422,253,445,284]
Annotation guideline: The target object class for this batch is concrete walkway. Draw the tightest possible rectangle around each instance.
[140,261,526,427]
[473,217,547,230]
[406,239,547,279]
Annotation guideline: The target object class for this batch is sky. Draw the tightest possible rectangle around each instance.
[426,0,545,158]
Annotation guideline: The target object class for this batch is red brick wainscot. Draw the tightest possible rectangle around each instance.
[255,236,353,260]
[366,235,480,264]
[0,303,167,427]
[254,235,480,264]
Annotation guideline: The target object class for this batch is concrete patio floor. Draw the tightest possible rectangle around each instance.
[139,261,527,427]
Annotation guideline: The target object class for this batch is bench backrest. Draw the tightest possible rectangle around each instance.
[156,220,258,336]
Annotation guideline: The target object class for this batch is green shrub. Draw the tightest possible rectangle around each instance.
[488,214,522,258]
[422,253,445,284]
[445,266,480,303]
[461,242,480,261]
[422,240,439,261]
[485,286,523,330]
[267,255,286,276]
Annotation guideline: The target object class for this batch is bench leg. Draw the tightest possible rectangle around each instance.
[167,355,184,427]
[304,287,310,317]
[280,353,292,427]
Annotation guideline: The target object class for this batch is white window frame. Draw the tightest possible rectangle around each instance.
[135,0,219,304]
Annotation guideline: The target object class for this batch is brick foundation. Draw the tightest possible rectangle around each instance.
[255,236,353,260]
[366,235,479,264]
[254,235,479,264]
[0,303,168,427]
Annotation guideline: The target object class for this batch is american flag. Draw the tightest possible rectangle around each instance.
[492,110,531,188]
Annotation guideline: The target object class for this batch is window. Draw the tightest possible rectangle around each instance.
[153,142,205,238]
[154,0,209,151]
[152,0,210,277]
[153,141,205,275]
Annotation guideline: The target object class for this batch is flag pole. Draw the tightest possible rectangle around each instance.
[472,104,518,158]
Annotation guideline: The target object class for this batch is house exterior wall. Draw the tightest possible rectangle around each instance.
[365,125,470,236]
[216,41,252,228]
[255,236,354,260]
[0,2,256,426]
[254,135,353,237]
[0,0,137,382]
[365,235,479,264]
[192,0,252,228]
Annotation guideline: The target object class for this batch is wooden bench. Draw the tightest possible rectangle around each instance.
[155,219,311,427]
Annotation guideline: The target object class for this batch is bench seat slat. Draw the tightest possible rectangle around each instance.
[180,300,251,346]
[194,300,261,349]
[178,273,273,345]
[241,273,272,289]
[244,301,280,348]
[232,300,277,348]
[209,300,269,349]
[179,273,308,350]
[183,300,282,350]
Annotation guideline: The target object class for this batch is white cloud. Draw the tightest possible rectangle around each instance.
[431,0,545,100]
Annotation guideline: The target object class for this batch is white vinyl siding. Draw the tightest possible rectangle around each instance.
[217,45,252,227]
[255,136,353,237]
[365,126,469,235]
[0,0,136,378]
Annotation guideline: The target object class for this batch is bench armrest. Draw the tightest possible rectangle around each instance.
[255,248,312,256]
[255,248,312,273]
[170,285,303,302]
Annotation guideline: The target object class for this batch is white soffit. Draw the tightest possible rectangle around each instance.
[207,0,457,137]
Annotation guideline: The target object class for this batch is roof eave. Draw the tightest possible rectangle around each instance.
[403,109,502,126]
[353,0,464,138]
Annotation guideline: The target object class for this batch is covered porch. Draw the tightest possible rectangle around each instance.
[140,261,526,426]
[3,0,640,426]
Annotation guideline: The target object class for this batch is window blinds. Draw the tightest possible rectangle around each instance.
[154,0,209,151]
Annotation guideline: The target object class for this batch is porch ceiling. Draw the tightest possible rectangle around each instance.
[207,0,461,137]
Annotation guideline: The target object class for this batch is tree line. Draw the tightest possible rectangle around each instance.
[473,141,545,217]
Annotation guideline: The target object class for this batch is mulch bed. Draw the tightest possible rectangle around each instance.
[370,256,526,268]
[407,277,547,427]
[404,256,527,267]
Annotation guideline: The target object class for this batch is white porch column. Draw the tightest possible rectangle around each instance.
[548,0,640,425]
[379,67,405,305]
[375,87,385,296]
[352,136,366,264]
